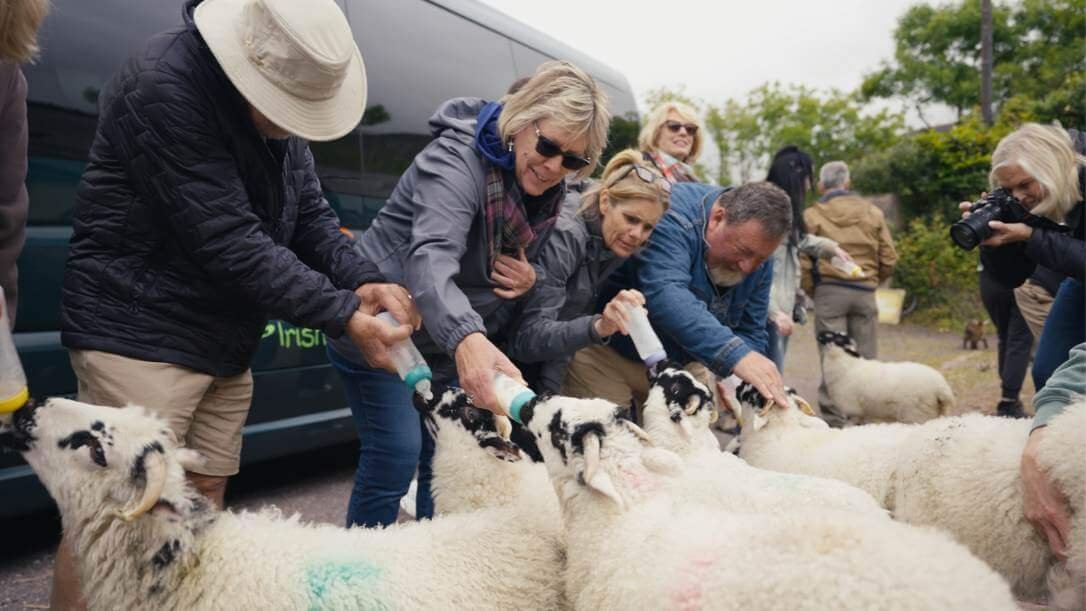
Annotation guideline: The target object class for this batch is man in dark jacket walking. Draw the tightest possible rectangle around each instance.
[53,0,416,607]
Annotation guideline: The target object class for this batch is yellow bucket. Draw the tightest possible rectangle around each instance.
[876,288,907,325]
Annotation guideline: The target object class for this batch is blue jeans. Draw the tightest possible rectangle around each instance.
[765,321,792,373]
[327,347,434,528]
[1032,278,1085,390]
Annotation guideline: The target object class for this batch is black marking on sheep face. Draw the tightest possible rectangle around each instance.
[90,421,104,432]
[477,435,523,462]
[548,409,569,464]
[518,393,548,427]
[650,367,712,420]
[1,400,39,452]
[151,539,182,570]
[736,382,803,412]
[570,422,606,457]
[510,420,543,462]
[647,358,684,382]
[58,430,108,467]
[816,331,861,357]
[131,441,165,482]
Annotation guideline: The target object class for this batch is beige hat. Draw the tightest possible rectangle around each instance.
[194,0,366,142]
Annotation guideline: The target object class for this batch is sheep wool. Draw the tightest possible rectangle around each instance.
[737,389,1086,606]
[519,393,1018,611]
[9,398,564,611]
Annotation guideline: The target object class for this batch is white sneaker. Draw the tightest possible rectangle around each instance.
[399,479,418,518]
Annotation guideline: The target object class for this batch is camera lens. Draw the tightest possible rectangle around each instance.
[949,222,983,250]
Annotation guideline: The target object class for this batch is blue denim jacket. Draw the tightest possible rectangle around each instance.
[603,182,772,377]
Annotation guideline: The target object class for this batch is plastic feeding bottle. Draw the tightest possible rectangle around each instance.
[831,255,864,279]
[623,303,666,368]
[376,312,432,401]
[0,288,28,422]
[493,372,535,424]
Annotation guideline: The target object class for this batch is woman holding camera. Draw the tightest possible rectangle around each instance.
[960,123,1085,390]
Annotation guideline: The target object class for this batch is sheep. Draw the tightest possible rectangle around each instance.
[818,330,954,423]
[732,383,1086,606]
[641,363,888,519]
[2,398,564,610]
[517,393,1018,611]
[415,385,561,525]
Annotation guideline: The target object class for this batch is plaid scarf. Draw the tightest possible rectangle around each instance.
[646,151,698,183]
[484,165,561,266]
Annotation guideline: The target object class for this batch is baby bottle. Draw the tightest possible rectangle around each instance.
[376,312,432,401]
[623,303,666,367]
[831,255,864,279]
[0,288,28,420]
[492,372,535,424]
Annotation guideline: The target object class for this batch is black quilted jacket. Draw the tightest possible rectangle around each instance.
[61,1,382,377]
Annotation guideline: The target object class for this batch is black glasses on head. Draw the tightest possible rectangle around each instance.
[615,164,671,194]
[664,120,698,136]
[534,122,592,171]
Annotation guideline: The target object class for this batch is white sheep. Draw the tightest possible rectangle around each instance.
[517,393,1018,611]
[3,398,564,610]
[818,330,954,423]
[416,385,561,525]
[641,364,888,519]
[732,383,1086,606]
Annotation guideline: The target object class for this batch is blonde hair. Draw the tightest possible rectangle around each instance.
[578,149,670,219]
[0,0,49,63]
[990,123,1086,222]
[498,60,611,181]
[638,101,703,163]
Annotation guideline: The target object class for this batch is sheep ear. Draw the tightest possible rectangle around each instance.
[678,417,695,439]
[581,433,625,510]
[176,448,206,472]
[493,415,513,440]
[751,407,769,432]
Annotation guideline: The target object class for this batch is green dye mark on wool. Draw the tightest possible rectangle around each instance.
[306,561,387,611]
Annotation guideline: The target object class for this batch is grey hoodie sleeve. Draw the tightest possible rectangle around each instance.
[0,65,28,327]
[405,139,488,353]
[506,218,598,362]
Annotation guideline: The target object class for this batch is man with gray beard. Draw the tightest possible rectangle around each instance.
[563,181,792,416]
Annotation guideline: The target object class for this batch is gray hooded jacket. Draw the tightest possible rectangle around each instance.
[504,194,623,392]
[328,98,561,375]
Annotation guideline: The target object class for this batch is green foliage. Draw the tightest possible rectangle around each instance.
[704,83,904,185]
[599,111,641,171]
[852,115,1019,220]
[863,0,1085,127]
[893,216,983,328]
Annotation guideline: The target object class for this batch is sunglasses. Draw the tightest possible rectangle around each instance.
[664,121,698,136]
[615,164,671,194]
[534,122,592,171]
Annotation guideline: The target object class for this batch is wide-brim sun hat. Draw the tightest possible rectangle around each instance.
[194,0,366,142]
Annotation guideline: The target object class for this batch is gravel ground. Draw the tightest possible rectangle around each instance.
[0,320,1034,609]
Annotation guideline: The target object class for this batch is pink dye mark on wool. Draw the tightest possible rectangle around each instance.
[617,460,658,493]
[669,552,717,611]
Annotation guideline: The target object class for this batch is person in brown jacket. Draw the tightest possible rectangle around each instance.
[805,160,898,426]
[0,0,49,328]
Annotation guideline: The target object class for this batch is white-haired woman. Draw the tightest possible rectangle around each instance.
[326,60,611,527]
[0,0,48,326]
[960,123,1085,391]
[505,149,670,394]
[638,101,703,183]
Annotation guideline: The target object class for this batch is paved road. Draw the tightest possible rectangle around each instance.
[0,443,362,610]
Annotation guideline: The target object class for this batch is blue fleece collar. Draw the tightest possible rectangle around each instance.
[473,102,515,171]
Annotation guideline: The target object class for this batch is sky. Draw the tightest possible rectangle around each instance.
[477,0,956,127]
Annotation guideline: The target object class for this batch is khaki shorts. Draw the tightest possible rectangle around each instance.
[561,344,728,421]
[69,350,253,476]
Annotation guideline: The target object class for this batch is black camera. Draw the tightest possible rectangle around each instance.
[949,188,1030,250]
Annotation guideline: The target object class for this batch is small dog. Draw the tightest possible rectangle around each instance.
[962,319,988,350]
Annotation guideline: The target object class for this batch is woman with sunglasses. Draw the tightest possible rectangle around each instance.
[504,149,670,394]
[325,60,610,528]
[638,101,704,183]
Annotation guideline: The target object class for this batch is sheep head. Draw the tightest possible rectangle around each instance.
[413,385,523,463]
[517,394,677,512]
[816,331,861,358]
[642,363,716,454]
[732,383,826,434]
[0,398,202,523]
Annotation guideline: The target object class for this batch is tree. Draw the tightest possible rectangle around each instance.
[862,0,1085,127]
[704,83,904,184]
